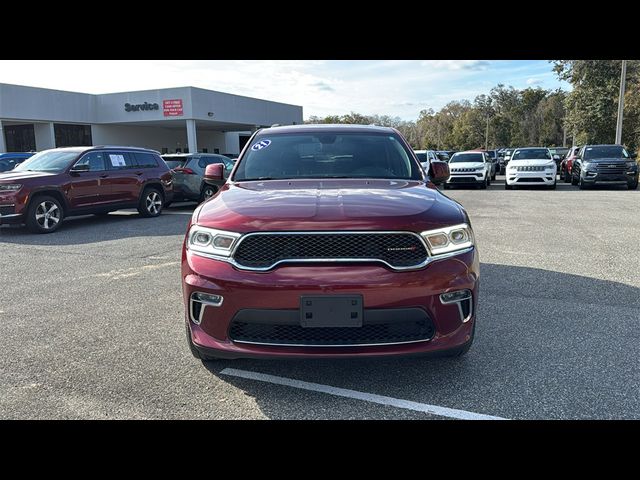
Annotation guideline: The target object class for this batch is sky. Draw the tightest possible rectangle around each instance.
[0,60,569,121]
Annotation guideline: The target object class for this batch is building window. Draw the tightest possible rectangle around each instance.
[54,124,92,147]
[202,148,208,153]
[3,124,36,152]
[214,148,219,154]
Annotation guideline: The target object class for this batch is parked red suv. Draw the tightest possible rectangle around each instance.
[182,124,479,360]
[0,146,173,233]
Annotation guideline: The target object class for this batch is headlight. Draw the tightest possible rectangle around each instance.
[583,162,597,171]
[546,163,556,170]
[626,161,637,168]
[421,223,474,256]
[0,184,22,191]
[187,226,241,257]
[508,165,517,170]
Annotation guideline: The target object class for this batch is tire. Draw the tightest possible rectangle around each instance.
[492,173,496,181]
[505,182,512,190]
[26,195,64,234]
[444,322,475,358]
[185,322,216,361]
[548,180,557,190]
[578,176,588,190]
[628,179,638,190]
[200,184,218,203]
[443,183,450,189]
[138,187,164,217]
[480,178,488,189]
[571,173,579,186]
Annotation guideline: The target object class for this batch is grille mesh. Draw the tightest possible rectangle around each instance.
[233,233,428,269]
[229,319,435,346]
[595,164,626,174]
[516,166,547,172]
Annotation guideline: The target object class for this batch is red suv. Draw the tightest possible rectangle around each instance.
[182,125,479,360]
[0,146,173,233]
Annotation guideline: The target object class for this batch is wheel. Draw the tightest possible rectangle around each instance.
[185,322,216,361]
[628,179,638,190]
[505,183,512,190]
[480,178,488,189]
[200,184,218,203]
[548,180,557,190]
[26,195,64,233]
[444,322,475,357]
[138,187,164,217]
[443,183,450,189]
[578,176,588,190]
[492,173,496,181]
[571,172,579,186]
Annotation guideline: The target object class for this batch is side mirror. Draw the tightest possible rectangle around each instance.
[553,154,560,160]
[70,163,90,173]
[428,160,450,185]
[204,163,224,183]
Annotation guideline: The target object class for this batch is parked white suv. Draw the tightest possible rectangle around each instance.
[413,150,438,172]
[444,151,492,189]
[505,147,557,189]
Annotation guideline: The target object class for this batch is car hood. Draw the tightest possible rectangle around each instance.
[508,159,555,166]
[583,157,629,163]
[449,162,484,169]
[196,179,466,232]
[0,170,59,183]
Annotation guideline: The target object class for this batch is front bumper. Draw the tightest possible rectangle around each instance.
[182,249,479,359]
[0,198,23,225]
[446,173,485,184]
[506,170,556,186]
[581,170,638,185]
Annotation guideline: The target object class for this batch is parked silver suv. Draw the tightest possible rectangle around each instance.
[162,153,233,203]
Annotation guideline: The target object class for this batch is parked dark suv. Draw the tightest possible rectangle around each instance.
[570,144,638,190]
[0,152,36,172]
[0,146,173,233]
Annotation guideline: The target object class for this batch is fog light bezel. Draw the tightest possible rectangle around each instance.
[440,289,473,323]
[189,292,224,325]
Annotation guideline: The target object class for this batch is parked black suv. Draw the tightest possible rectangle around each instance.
[0,146,174,233]
[571,144,638,190]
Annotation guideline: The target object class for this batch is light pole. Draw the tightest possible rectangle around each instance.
[615,60,627,145]
[485,115,490,150]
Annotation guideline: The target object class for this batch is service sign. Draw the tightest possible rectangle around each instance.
[163,99,184,117]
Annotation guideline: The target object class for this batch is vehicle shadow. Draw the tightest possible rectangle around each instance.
[202,263,640,419]
[0,203,195,245]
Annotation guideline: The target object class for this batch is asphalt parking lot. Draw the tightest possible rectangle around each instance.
[1,176,639,419]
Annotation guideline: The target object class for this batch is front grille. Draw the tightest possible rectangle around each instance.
[516,166,546,172]
[451,168,479,172]
[595,164,626,174]
[233,232,428,270]
[229,318,435,346]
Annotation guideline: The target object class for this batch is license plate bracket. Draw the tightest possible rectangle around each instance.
[300,295,363,328]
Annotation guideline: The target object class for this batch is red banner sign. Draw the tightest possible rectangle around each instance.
[163,99,183,117]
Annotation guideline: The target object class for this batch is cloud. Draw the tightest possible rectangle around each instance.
[424,60,491,71]
[312,81,334,92]
[526,77,543,85]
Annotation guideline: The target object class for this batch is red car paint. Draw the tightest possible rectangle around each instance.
[182,125,479,359]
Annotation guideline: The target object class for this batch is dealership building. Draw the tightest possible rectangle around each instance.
[0,83,303,155]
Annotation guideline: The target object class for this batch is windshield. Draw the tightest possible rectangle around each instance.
[14,150,79,173]
[449,153,484,163]
[512,149,551,160]
[584,146,628,160]
[233,132,422,181]
[486,151,496,158]
[415,152,428,162]
[162,158,187,169]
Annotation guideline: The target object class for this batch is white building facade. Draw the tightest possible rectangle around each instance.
[0,83,303,155]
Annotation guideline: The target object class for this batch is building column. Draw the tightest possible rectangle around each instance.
[0,120,6,153]
[186,119,198,154]
[34,122,56,151]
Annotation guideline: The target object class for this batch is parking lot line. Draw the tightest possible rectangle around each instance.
[221,368,507,420]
